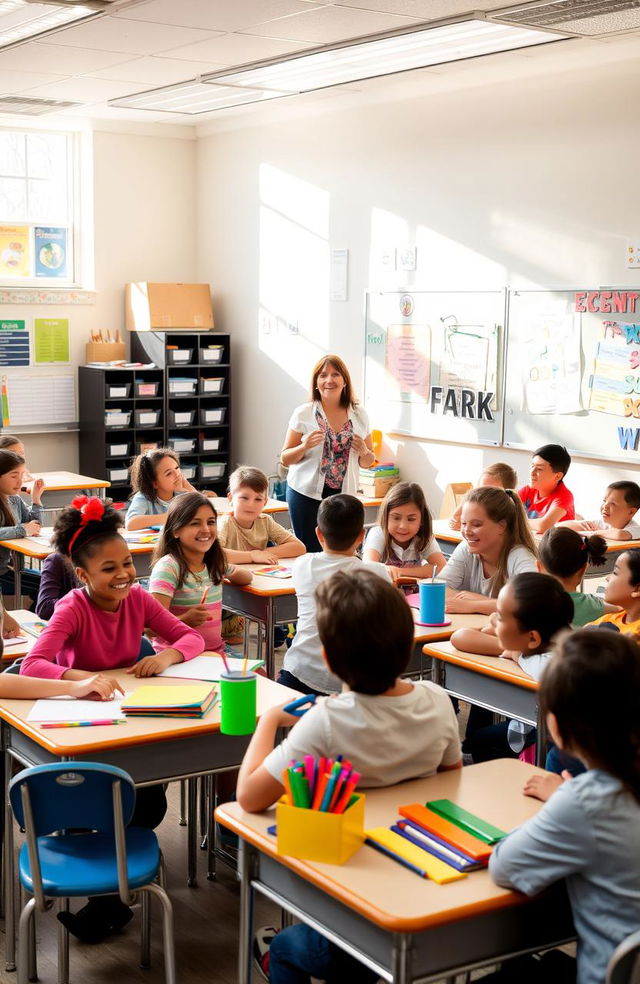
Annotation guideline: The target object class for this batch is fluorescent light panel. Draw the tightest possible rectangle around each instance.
[0,0,98,46]
[110,16,569,115]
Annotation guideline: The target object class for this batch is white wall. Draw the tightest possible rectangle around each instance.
[196,54,640,516]
[6,128,196,473]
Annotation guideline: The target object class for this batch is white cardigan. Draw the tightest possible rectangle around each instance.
[285,401,370,501]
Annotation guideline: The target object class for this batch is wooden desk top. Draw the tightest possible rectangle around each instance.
[216,759,545,933]
[211,497,287,515]
[413,612,487,644]
[432,518,640,555]
[24,471,110,493]
[0,530,157,560]
[1,609,38,660]
[423,640,537,691]
[0,667,298,756]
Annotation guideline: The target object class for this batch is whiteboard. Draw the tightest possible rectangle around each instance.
[504,289,640,464]
[364,290,506,446]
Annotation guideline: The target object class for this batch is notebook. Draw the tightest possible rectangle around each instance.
[159,655,263,682]
[121,683,218,718]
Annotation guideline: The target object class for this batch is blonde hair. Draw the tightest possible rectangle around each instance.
[228,465,268,496]
[309,354,357,408]
[464,486,537,596]
[481,462,517,490]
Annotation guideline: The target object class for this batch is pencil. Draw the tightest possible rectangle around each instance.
[200,586,208,604]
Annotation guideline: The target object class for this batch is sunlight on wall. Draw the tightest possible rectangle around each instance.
[415,223,504,288]
[259,163,330,376]
[490,209,603,285]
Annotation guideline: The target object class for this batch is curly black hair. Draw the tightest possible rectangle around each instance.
[52,498,125,567]
[129,448,180,503]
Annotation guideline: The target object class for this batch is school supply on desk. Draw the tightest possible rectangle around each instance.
[283,693,317,717]
[359,463,399,498]
[365,827,466,884]
[123,529,160,544]
[253,565,292,579]
[392,820,483,872]
[41,719,128,730]
[19,619,48,639]
[27,697,125,724]
[2,634,29,648]
[427,799,507,845]
[281,756,361,814]
[159,654,264,682]
[398,803,493,863]
[121,683,217,718]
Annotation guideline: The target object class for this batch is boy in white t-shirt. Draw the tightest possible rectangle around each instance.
[237,567,462,983]
[278,493,390,695]
[558,480,640,541]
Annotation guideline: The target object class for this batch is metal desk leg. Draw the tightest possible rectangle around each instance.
[11,549,23,610]
[431,657,445,688]
[207,774,216,881]
[238,843,256,984]
[265,600,275,679]
[536,705,548,768]
[5,750,16,971]
[187,778,198,887]
[391,933,412,984]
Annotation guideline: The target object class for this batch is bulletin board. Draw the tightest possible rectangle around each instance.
[504,288,640,464]
[364,290,506,446]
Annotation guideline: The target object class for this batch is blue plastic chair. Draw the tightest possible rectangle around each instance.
[9,762,176,984]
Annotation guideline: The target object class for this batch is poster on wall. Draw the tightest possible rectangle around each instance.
[385,323,430,400]
[34,227,68,279]
[0,320,29,367]
[589,321,640,417]
[34,318,70,363]
[518,307,582,414]
[0,225,30,278]
[438,322,499,406]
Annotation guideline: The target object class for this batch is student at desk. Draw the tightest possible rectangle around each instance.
[518,444,575,534]
[237,568,461,984]
[559,479,640,541]
[487,630,640,984]
[0,448,44,605]
[442,487,537,615]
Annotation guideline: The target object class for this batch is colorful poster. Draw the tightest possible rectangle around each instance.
[34,227,68,279]
[0,225,29,278]
[34,318,69,363]
[385,323,430,400]
[0,319,29,366]
[519,311,582,414]
[589,325,640,416]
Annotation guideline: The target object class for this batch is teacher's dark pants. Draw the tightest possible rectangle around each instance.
[286,484,337,553]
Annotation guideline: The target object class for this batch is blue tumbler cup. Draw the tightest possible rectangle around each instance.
[418,579,446,625]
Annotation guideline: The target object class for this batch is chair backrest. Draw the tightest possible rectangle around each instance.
[9,762,136,837]
[607,929,640,984]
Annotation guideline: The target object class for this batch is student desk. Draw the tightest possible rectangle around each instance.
[0,610,40,661]
[425,640,546,766]
[0,668,299,970]
[211,495,382,532]
[411,612,487,678]
[0,530,155,605]
[23,471,110,509]
[216,759,574,984]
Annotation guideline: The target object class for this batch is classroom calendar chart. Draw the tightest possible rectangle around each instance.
[364,290,505,446]
[504,288,640,463]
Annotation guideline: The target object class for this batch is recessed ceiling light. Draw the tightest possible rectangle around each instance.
[0,0,102,49]
[110,79,290,115]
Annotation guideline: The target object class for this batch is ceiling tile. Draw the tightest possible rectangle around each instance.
[164,33,313,64]
[0,69,67,93]
[333,0,516,17]
[37,15,218,55]
[0,41,134,75]
[19,76,146,102]
[116,0,329,33]
[239,5,422,43]
[89,56,225,85]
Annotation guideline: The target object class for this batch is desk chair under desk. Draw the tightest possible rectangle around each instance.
[0,668,299,971]
[424,640,547,767]
[216,759,575,984]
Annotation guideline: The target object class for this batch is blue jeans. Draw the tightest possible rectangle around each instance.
[276,668,327,697]
[545,744,586,777]
[286,484,337,553]
[269,924,378,984]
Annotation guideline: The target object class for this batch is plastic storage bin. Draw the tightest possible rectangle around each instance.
[106,383,130,399]
[135,380,159,397]
[134,409,160,427]
[168,409,195,427]
[200,407,226,425]
[276,794,364,863]
[107,442,130,457]
[136,441,159,454]
[166,348,193,364]
[200,377,224,394]
[108,467,129,483]
[200,437,221,452]
[105,410,131,428]
[181,464,196,480]
[199,461,226,480]
[169,378,197,395]
[168,437,195,453]
[201,345,224,363]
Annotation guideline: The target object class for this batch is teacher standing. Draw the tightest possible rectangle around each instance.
[280,354,375,552]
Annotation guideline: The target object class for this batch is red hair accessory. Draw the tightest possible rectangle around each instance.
[68,496,105,554]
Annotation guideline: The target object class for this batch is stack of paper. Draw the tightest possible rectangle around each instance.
[121,683,218,718]
[160,655,263,681]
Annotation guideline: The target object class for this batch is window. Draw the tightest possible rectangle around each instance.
[0,128,77,285]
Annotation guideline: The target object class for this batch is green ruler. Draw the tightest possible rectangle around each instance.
[426,799,507,845]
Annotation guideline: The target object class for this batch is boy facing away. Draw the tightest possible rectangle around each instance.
[277,493,390,696]
[518,444,575,533]
[559,480,640,541]
[238,568,462,984]
[218,465,305,564]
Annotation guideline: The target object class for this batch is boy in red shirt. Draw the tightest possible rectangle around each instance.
[518,444,575,533]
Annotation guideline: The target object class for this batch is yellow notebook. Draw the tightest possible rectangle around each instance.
[121,683,217,717]
[365,827,466,884]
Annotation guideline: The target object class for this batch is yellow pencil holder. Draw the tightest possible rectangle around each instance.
[276,794,365,864]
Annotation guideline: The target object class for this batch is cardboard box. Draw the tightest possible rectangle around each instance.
[359,477,399,498]
[276,794,365,864]
[86,342,126,362]
[439,482,473,519]
[125,283,214,332]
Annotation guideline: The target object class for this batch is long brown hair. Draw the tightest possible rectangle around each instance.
[542,629,640,802]
[463,486,537,596]
[130,448,179,503]
[152,492,226,588]
[376,481,433,559]
[0,449,23,526]
[309,354,357,408]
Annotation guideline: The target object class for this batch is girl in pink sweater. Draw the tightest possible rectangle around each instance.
[20,496,203,944]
